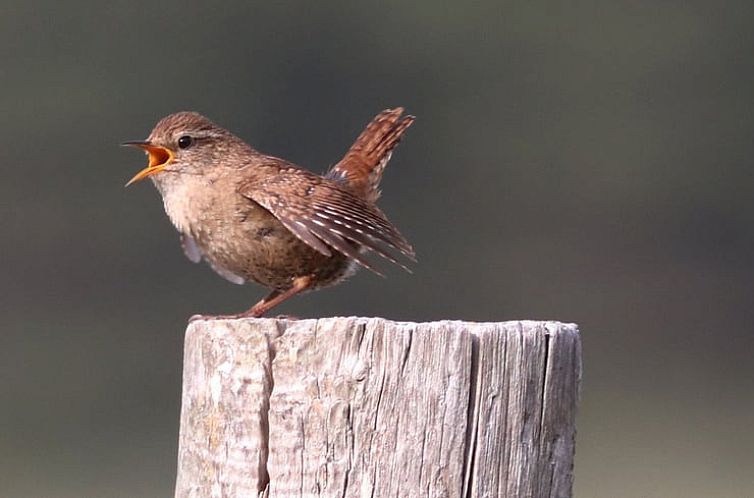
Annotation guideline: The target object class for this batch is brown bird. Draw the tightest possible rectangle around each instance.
[123,108,415,319]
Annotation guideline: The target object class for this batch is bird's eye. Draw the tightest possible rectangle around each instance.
[177,135,194,149]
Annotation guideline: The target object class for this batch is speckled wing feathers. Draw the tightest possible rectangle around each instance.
[238,168,414,275]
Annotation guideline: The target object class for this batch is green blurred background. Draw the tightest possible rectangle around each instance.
[2,1,753,497]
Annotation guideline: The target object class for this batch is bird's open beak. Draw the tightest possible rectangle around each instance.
[122,141,175,186]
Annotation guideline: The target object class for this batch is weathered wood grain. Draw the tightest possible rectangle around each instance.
[175,318,581,498]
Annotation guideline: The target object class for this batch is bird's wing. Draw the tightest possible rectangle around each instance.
[238,168,415,275]
[181,233,202,263]
[180,232,245,284]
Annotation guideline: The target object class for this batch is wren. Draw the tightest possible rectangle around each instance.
[123,108,415,319]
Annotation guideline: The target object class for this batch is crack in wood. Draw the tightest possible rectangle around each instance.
[462,331,480,498]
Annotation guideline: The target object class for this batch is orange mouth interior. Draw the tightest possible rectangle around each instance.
[147,147,172,168]
[125,144,174,186]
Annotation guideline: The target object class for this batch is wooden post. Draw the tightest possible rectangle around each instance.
[174,318,581,498]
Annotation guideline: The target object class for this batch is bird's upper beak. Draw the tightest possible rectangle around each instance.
[122,141,175,186]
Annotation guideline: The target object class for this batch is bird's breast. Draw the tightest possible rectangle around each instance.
[159,181,197,235]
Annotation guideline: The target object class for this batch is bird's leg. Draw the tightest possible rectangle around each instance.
[244,275,313,318]
[188,275,312,322]
[247,289,281,316]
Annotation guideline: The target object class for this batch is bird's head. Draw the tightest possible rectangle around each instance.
[123,111,244,187]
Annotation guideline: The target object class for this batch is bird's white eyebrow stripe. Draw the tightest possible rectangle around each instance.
[172,130,223,142]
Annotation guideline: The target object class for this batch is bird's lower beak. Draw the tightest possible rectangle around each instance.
[122,141,175,186]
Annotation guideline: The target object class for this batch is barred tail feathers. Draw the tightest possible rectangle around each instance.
[327,107,414,203]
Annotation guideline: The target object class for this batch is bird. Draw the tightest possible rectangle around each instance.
[123,108,415,319]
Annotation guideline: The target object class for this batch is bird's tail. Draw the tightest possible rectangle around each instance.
[326,107,414,203]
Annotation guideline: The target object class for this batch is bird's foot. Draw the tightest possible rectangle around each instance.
[188,312,261,323]
[188,312,300,323]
